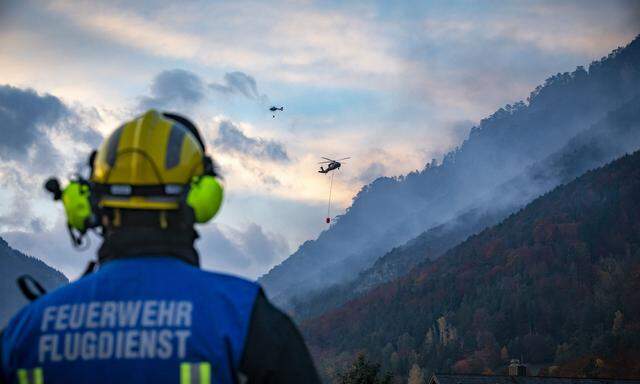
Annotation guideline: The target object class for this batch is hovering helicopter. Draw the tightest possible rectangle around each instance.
[318,157,350,173]
[269,106,284,118]
[319,156,350,224]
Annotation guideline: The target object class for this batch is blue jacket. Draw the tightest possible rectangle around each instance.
[1,257,260,384]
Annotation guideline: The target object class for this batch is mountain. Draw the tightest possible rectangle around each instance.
[291,94,640,320]
[302,150,640,382]
[0,237,68,328]
[259,36,640,308]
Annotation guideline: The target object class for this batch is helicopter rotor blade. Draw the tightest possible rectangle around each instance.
[321,157,335,162]
[318,161,332,164]
[336,157,351,161]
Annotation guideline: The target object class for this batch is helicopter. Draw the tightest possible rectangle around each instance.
[269,106,284,118]
[318,157,350,173]
[319,156,350,224]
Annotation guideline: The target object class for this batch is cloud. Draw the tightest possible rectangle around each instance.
[43,1,402,89]
[138,69,267,111]
[447,120,474,145]
[356,162,386,184]
[46,1,202,61]
[0,184,37,229]
[210,71,266,102]
[0,85,101,172]
[0,85,65,170]
[260,175,281,187]
[0,85,102,232]
[214,120,289,162]
[138,69,206,110]
[239,223,288,265]
[197,222,290,279]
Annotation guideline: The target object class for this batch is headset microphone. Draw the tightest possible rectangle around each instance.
[44,176,98,248]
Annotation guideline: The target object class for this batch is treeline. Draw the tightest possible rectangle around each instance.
[303,150,640,382]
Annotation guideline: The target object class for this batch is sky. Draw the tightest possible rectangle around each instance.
[0,0,638,280]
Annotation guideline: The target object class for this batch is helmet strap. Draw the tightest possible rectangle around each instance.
[112,208,122,227]
[159,210,168,229]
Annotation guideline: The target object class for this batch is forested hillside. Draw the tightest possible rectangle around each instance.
[260,36,640,308]
[0,237,68,327]
[291,94,640,320]
[303,150,640,382]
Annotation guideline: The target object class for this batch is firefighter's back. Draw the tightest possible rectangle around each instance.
[2,256,259,384]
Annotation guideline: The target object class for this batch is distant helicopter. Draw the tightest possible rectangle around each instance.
[318,157,350,173]
[269,106,284,118]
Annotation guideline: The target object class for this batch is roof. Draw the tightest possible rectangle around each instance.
[430,374,640,384]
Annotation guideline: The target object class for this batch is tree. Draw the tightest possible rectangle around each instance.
[500,346,509,362]
[407,364,424,384]
[612,310,624,335]
[338,354,393,384]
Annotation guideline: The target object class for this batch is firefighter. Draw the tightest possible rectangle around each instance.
[0,110,320,384]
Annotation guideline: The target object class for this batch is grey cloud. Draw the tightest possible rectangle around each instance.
[29,218,44,233]
[260,175,281,187]
[138,69,267,110]
[71,107,104,148]
[240,223,288,266]
[214,120,289,162]
[209,72,265,101]
[357,162,386,184]
[0,85,101,235]
[198,225,251,269]
[138,69,206,110]
[0,85,68,165]
[0,85,102,173]
[197,222,289,279]
[0,192,34,230]
[448,120,474,144]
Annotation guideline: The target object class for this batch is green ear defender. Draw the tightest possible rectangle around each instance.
[45,177,98,247]
[186,175,224,223]
[61,182,93,232]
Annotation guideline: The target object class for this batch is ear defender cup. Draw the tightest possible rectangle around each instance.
[186,176,224,223]
[62,182,93,232]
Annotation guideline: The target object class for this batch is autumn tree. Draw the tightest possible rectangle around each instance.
[338,354,393,384]
[407,364,425,384]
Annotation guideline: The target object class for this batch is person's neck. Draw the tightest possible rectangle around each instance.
[98,226,200,267]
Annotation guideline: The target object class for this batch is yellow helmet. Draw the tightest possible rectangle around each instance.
[88,110,223,224]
